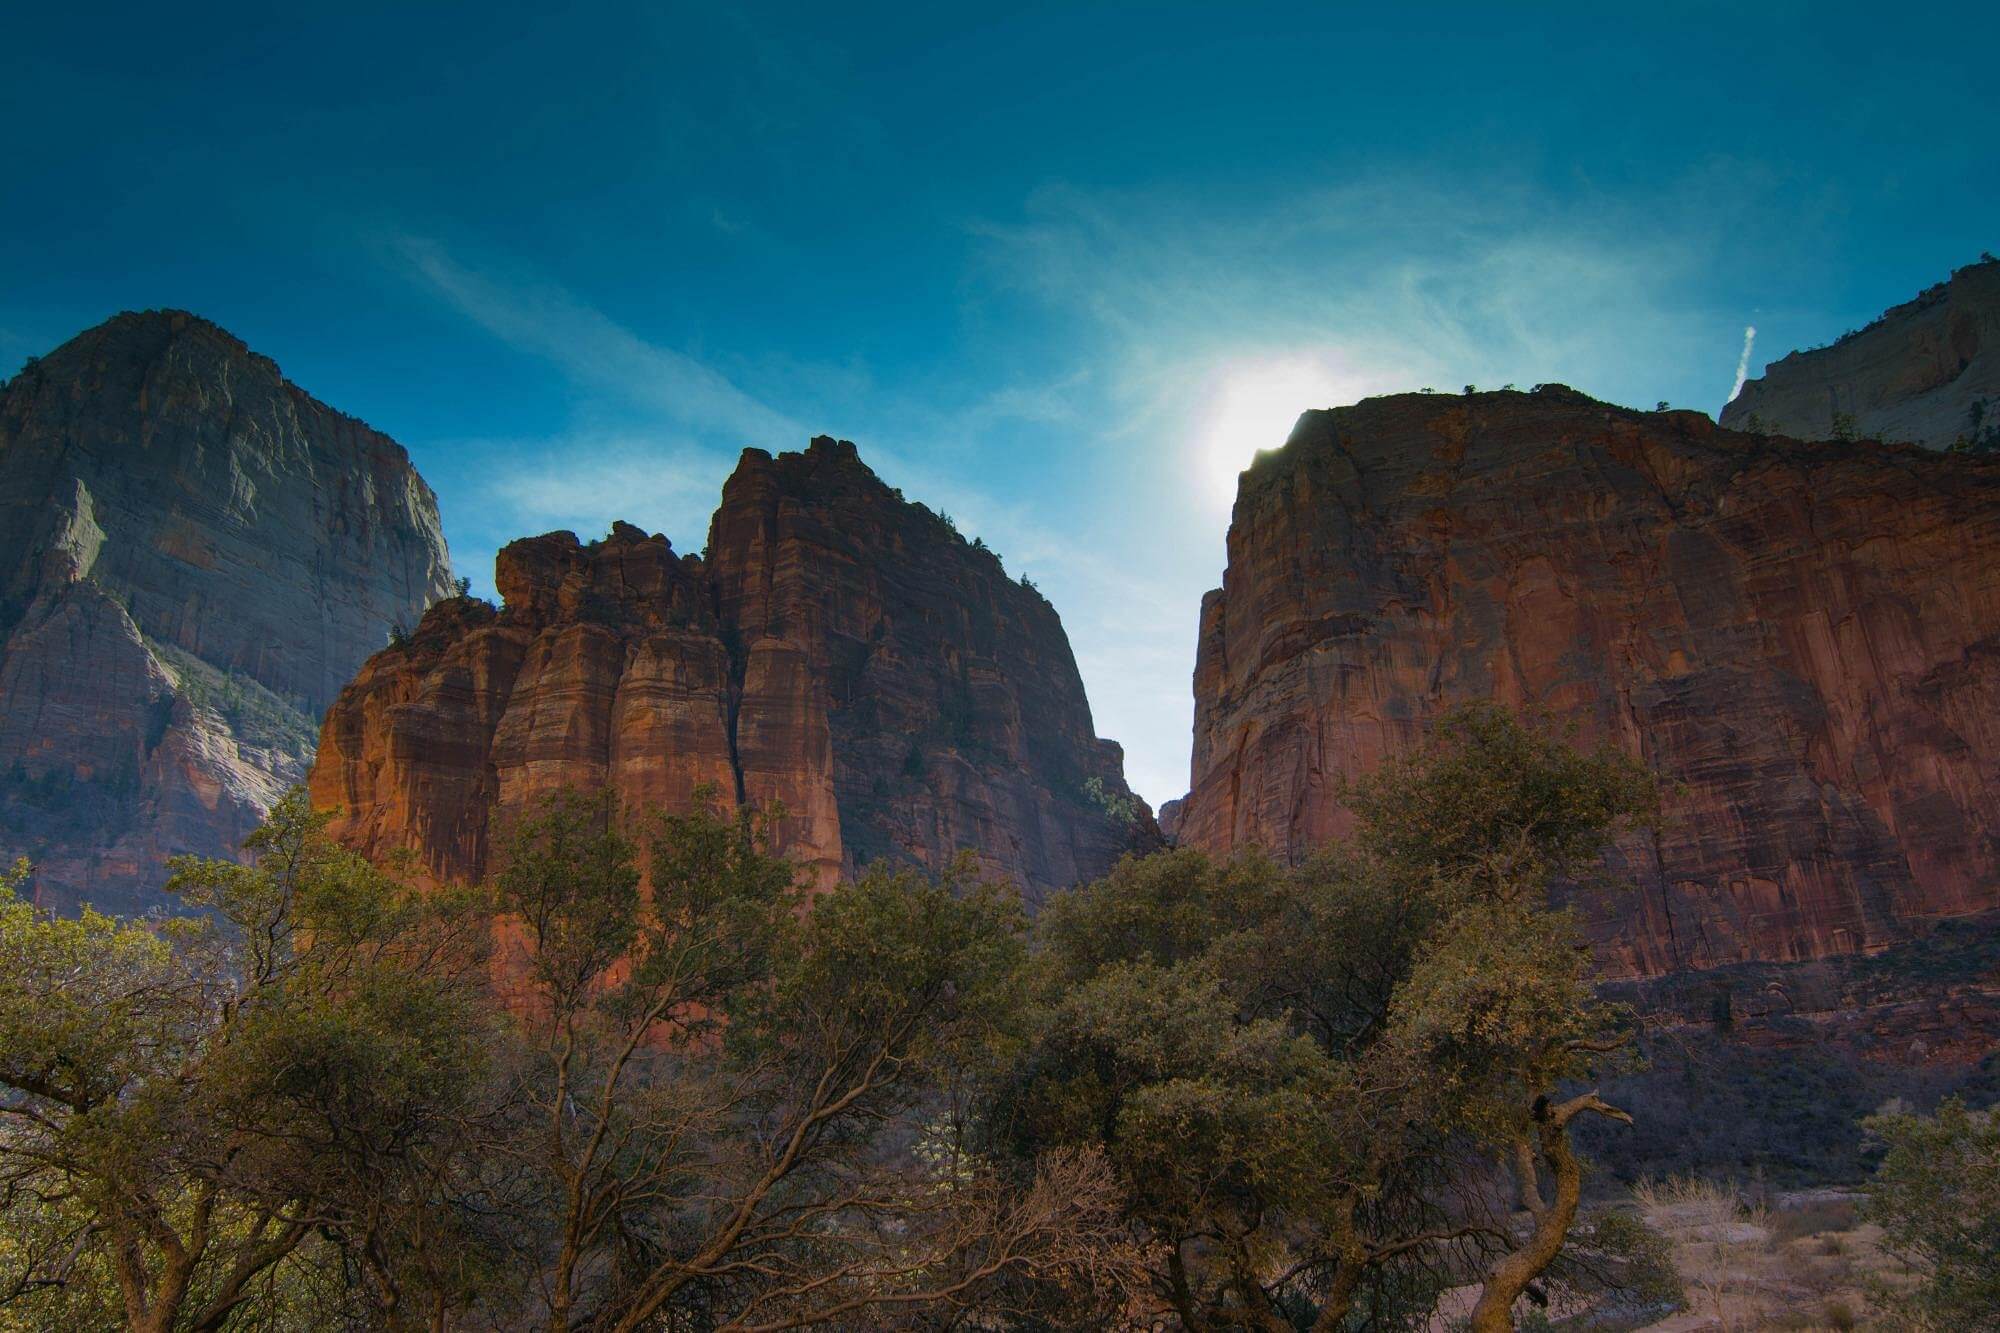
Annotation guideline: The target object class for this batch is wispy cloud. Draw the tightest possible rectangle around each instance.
[974,174,1743,422]
[955,169,1776,802]
[393,235,803,446]
[389,235,1192,799]
[381,171,1780,811]
[1729,324,1758,402]
[477,433,734,539]
[428,431,737,602]
[387,236,804,605]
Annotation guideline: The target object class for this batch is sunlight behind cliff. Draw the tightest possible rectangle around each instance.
[1195,353,1406,507]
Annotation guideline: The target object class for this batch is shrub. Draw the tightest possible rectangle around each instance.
[992,706,1660,1330]
[1768,1197,1860,1244]
[1863,1099,2000,1328]
[1080,775,1141,826]
[1563,1209,1685,1316]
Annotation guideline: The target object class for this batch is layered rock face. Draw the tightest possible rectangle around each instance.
[0,312,453,912]
[312,437,1149,900]
[1722,257,2000,449]
[1179,387,2000,978]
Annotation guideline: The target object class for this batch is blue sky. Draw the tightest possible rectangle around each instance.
[4,2,1995,805]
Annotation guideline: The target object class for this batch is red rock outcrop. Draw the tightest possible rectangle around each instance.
[0,312,453,912]
[312,438,1151,900]
[1722,257,2000,449]
[1178,386,2000,978]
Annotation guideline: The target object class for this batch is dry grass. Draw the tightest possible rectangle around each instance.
[1632,1175,1751,1218]
[1631,1175,1767,1244]
[1766,1198,1860,1247]
[1421,1183,1905,1330]
[1627,1186,1904,1331]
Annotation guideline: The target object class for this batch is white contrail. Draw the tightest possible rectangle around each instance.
[1728,325,1758,402]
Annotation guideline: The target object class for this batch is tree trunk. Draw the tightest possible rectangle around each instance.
[1468,1092,1629,1333]
[1307,1253,1366,1332]
[1166,1242,1208,1332]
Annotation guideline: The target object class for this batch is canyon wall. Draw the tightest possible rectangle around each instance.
[0,311,453,912]
[311,436,1150,901]
[1178,387,2000,978]
[1722,257,2000,449]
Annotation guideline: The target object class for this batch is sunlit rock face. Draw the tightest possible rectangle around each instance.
[1722,257,2000,449]
[1178,386,2000,978]
[312,437,1154,901]
[0,311,453,912]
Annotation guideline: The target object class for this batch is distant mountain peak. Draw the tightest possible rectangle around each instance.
[1721,257,2000,449]
[0,311,452,913]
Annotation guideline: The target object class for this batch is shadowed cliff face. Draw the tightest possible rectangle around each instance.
[1722,257,2000,449]
[312,437,1153,901]
[1178,387,2000,979]
[0,311,454,913]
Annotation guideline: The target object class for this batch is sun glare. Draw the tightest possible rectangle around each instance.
[1198,356,1384,505]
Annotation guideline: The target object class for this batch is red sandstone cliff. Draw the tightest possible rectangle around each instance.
[0,312,452,912]
[1177,387,2000,978]
[311,437,1151,900]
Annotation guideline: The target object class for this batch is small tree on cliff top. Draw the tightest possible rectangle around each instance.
[984,704,1659,1330]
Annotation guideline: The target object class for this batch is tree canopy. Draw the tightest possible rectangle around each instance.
[982,704,1661,1329]
[0,705,1677,1330]
[1863,1098,2000,1328]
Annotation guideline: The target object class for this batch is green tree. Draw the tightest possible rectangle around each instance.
[0,793,494,1332]
[489,788,1130,1331]
[1083,775,1143,826]
[986,705,1657,1330]
[1863,1098,2000,1329]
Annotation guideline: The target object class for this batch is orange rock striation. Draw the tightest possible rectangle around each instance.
[311,437,1151,900]
[1177,386,2000,978]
